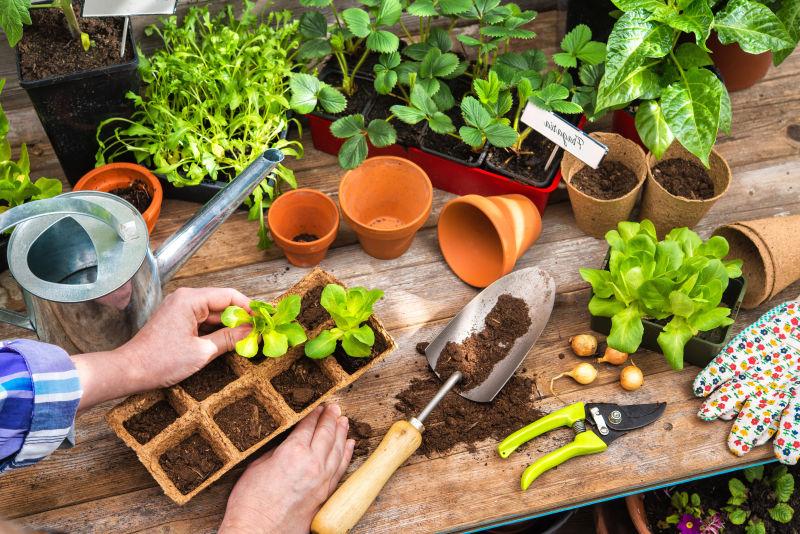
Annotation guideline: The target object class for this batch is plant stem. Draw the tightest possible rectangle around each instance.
[31,0,81,39]
[350,47,371,82]
[399,19,414,42]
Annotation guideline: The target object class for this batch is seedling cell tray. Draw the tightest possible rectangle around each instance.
[106,268,396,505]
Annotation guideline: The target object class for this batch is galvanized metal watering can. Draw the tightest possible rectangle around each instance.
[0,149,284,354]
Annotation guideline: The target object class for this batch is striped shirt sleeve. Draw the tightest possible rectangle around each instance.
[0,339,83,472]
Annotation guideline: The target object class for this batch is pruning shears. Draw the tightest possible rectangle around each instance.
[498,401,667,490]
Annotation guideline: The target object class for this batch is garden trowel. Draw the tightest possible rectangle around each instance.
[311,266,556,534]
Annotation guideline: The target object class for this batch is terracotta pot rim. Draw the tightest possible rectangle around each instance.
[268,188,339,251]
[339,156,433,236]
[645,148,732,205]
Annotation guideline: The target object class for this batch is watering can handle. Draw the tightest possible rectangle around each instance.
[0,197,138,332]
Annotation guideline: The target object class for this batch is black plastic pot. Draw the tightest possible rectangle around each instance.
[16,18,140,185]
[565,0,618,43]
[589,255,747,368]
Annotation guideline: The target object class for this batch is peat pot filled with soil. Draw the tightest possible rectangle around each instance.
[563,132,647,238]
[639,142,732,237]
[16,2,140,184]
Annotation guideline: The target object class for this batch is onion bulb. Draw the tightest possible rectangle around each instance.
[550,362,598,398]
[569,334,598,357]
[598,347,628,365]
[620,362,644,391]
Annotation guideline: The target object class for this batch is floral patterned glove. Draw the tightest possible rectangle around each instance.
[692,300,800,464]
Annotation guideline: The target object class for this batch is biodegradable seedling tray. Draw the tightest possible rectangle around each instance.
[106,268,396,505]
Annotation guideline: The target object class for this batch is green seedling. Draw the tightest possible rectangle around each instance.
[580,220,742,370]
[305,284,384,359]
[222,295,307,358]
[724,465,795,531]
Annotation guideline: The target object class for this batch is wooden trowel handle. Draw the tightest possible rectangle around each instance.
[311,420,423,534]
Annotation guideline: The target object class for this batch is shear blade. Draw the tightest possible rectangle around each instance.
[587,402,666,432]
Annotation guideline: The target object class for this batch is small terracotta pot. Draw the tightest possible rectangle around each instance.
[563,132,647,239]
[714,214,800,309]
[267,189,339,267]
[625,495,652,534]
[639,142,731,238]
[339,156,433,260]
[438,194,541,287]
[73,163,163,234]
[708,32,772,92]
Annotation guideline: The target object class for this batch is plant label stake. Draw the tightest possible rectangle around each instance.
[521,103,608,169]
[81,0,179,57]
[311,267,556,534]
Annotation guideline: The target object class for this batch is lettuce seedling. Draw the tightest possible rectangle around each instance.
[305,284,384,359]
[222,295,307,358]
[580,220,743,370]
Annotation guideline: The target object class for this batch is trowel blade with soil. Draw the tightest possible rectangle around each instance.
[425,266,556,402]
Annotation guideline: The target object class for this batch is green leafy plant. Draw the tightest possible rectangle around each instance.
[305,284,384,359]
[724,465,796,530]
[0,79,61,216]
[0,0,90,49]
[579,220,743,369]
[96,3,302,249]
[222,295,307,358]
[715,0,798,66]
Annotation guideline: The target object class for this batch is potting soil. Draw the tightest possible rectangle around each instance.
[297,285,330,331]
[159,433,224,494]
[652,158,715,200]
[271,358,334,412]
[214,394,277,452]
[178,357,238,401]
[111,180,152,214]
[571,160,639,200]
[123,400,179,445]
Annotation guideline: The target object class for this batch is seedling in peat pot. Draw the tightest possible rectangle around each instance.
[222,295,307,358]
[305,284,384,359]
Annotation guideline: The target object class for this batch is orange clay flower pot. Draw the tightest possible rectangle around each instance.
[339,156,433,260]
[438,194,542,287]
[73,163,163,234]
[267,189,339,267]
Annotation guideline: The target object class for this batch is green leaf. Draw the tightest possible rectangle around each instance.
[221,306,252,328]
[274,294,301,323]
[31,177,61,200]
[661,68,722,166]
[407,0,437,16]
[608,306,644,354]
[461,96,491,129]
[289,73,322,114]
[459,125,485,148]
[728,508,748,525]
[299,11,327,39]
[262,330,289,358]
[659,0,713,45]
[669,290,695,317]
[276,322,307,347]
[675,42,713,70]
[636,100,674,160]
[330,114,365,138]
[342,331,372,357]
[484,122,518,147]
[714,0,793,54]
[305,330,339,359]
[730,477,748,498]
[374,69,398,94]
[235,330,260,358]
[342,8,371,38]
[351,324,375,346]
[427,111,455,134]
[0,0,31,47]
[375,0,402,26]
[391,104,427,124]
[745,520,766,534]
[550,100,583,114]
[410,84,439,116]
[773,0,800,65]
[367,30,399,53]
[588,295,626,317]
[439,0,472,15]
[768,503,794,524]
[338,135,368,170]
[774,473,795,503]
[366,119,397,147]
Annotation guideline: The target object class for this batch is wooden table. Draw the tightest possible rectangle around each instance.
[1,10,800,534]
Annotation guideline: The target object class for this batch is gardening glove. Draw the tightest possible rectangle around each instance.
[693,300,800,464]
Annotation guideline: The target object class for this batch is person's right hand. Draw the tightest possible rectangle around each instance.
[219,404,355,534]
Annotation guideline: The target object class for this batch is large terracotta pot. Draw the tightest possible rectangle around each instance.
[339,156,433,260]
[267,188,339,267]
[708,32,772,92]
[438,194,541,287]
[73,162,162,233]
[625,495,652,534]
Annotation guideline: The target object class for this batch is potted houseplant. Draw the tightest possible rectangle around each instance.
[0,79,62,272]
[580,220,746,370]
[2,0,140,185]
[292,1,605,213]
[95,3,304,248]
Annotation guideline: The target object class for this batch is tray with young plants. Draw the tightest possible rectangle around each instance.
[106,268,395,505]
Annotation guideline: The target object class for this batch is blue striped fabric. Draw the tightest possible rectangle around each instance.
[0,339,82,472]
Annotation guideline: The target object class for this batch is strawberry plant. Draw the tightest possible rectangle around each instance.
[222,295,307,358]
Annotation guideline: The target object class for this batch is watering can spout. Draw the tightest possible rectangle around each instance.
[155,148,284,283]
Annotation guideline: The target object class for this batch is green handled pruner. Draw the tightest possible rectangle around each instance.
[498,401,667,490]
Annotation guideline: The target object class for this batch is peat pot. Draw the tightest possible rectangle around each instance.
[0,150,284,354]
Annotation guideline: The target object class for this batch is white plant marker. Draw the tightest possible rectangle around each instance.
[521,103,608,170]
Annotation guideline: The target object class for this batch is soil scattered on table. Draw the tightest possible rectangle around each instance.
[214,395,277,452]
[571,160,639,200]
[297,285,330,331]
[123,400,179,444]
[395,375,543,456]
[348,418,373,457]
[334,326,388,374]
[292,233,319,243]
[18,2,135,80]
[179,358,238,401]
[435,294,531,390]
[111,180,152,214]
[652,158,715,200]
[485,133,559,186]
[159,433,223,494]
[416,342,429,356]
[271,358,334,412]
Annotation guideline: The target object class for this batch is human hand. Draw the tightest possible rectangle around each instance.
[220,404,355,534]
[73,287,252,410]
[693,300,800,464]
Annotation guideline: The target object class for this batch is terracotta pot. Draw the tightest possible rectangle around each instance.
[713,214,800,309]
[438,194,541,287]
[73,162,162,233]
[625,495,652,534]
[639,142,731,238]
[339,156,432,260]
[563,132,648,239]
[708,32,772,92]
[267,189,339,267]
